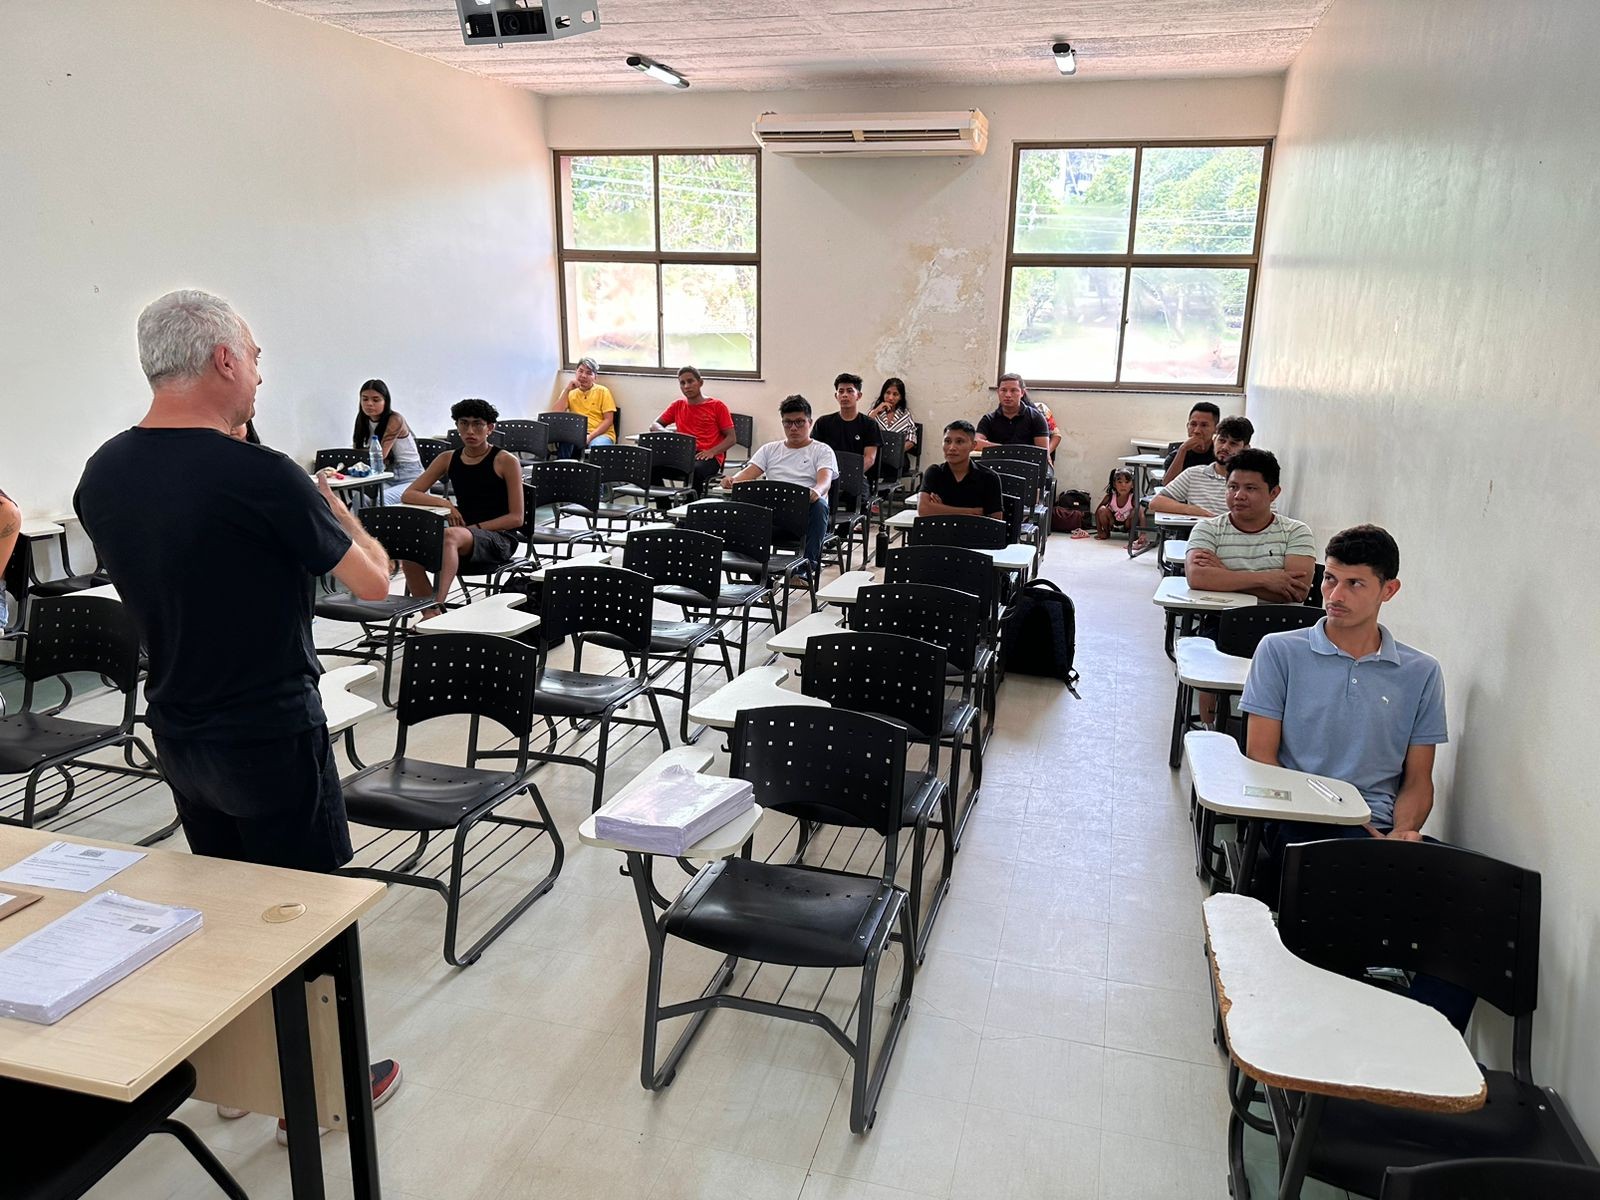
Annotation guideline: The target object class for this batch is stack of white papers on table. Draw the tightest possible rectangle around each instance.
[0,892,203,1025]
[0,841,145,892]
[595,766,755,856]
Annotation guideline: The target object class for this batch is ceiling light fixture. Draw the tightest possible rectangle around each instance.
[1052,41,1078,76]
[626,54,689,89]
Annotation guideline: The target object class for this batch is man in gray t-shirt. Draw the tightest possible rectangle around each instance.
[724,393,838,572]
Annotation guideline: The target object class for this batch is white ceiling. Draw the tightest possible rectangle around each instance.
[260,0,1334,93]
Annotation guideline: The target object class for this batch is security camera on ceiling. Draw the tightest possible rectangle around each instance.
[454,0,600,45]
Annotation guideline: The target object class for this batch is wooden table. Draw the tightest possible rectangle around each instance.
[1152,577,1258,659]
[686,664,830,731]
[0,826,386,1198]
[1204,892,1484,1199]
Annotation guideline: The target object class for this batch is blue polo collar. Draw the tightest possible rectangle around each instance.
[1308,618,1401,665]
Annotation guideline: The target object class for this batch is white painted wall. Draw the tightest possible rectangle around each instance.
[543,77,1282,487]
[0,0,558,521]
[1249,0,1600,1126]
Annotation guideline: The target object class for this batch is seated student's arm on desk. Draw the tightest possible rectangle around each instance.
[918,493,984,518]
[400,454,459,518]
[1281,554,1316,603]
[1151,473,1208,517]
[1244,715,1283,767]
[1185,550,1301,601]
[724,462,763,488]
[317,475,391,600]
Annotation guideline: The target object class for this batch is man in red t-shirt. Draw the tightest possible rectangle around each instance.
[651,365,737,495]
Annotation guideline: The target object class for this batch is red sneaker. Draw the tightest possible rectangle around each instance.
[277,1059,402,1146]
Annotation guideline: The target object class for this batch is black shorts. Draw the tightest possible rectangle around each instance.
[154,725,353,872]
[466,528,518,566]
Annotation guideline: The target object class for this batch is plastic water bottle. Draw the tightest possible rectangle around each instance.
[368,435,383,475]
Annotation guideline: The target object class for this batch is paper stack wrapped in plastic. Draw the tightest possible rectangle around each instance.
[0,892,203,1025]
[594,766,755,856]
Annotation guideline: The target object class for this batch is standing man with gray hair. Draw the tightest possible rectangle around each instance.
[73,289,403,1139]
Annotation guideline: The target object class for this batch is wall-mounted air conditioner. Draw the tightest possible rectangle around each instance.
[752,110,988,157]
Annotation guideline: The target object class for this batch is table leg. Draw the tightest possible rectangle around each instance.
[272,976,326,1200]
[1235,821,1263,897]
[330,926,382,1200]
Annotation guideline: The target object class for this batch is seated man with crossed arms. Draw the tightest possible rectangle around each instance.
[918,420,1004,519]
[1184,448,1315,603]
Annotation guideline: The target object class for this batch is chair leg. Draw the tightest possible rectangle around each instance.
[645,688,672,752]
[850,897,915,1134]
[1169,679,1191,770]
[157,1120,249,1200]
[590,712,612,813]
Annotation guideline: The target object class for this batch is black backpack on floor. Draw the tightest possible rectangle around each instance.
[1001,579,1079,696]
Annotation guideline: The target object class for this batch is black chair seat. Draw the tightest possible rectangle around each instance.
[1308,1068,1591,1197]
[656,582,767,609]
[342,757,522,832]
[613,484,694,502]
[29,573,113,599]
[315,592,428,624]
[585,620,720,655]
[533,668,646,716]
[5,1061,202,1200]
[580,502,651,522]
[528,527,603,547]
[901,769,943,825]
[720,550,768,575]
[665,856,902,969]
[0,712,121,772]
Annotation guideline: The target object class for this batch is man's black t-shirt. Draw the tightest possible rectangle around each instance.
[1164,444,1216,475]
[74,428,352,741]
[976,406,1049,446]
[922,461,1004,516]
[812,413,882,463]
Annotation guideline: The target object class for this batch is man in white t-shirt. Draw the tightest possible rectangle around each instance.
[724,394,838,574]
[1152,415,1254,518]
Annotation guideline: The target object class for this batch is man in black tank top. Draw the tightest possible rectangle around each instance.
[399,398,524,614]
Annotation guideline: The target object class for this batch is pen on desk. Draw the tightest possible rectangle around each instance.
[1305,776,1340,803]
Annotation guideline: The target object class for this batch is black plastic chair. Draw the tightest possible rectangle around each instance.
[639,706,915,1134]
[730,478,815,611]
[1382,1159,1600,1199]
[313,447,357,472]
[415,438,452,497]
[599,528,737,741]
[4,1061,247,1200]
[872,428,909,504]
[0,596,162,834]
[616,431,697,508]
[679,501,783,663]
[539,411,590,458]
[801,630,952,961]
[579,444,654,529]
[826,450,871,574]
[523,461,607,558]
[907,513,1009,551]
[339,632,563,966]
[852,581,990,851]
[315,506,442,706]
[1261,840,1595,1199]
[493,419,547,465]
[885,544,999,633]
[530,565,671,812]
[725,411,755,467]
[1305,560,1327,608]
[453,482,539,600]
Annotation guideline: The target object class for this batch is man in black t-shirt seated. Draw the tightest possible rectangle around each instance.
[1161,400,1220,485]
[975,372,1050,449]
[812,372,882,486]
[918,420,1005,519]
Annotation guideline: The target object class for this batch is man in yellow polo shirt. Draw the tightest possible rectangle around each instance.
[550,356,617,456]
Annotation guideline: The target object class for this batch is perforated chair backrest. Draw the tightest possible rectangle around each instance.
[852,582,982,673]
[991,458,1044,503]
[877,428,907,477]
[516,483,540,540]
[731,706,908,859]
[1278,839,1541,1022]
[731,479,809,545]
[538,411,588,448]
[681,500,773,563]
[831,451,867,511]
[1215,604,1323,658]
[1381,1159,1600,1200]
[358,505,445,573]
[447,429,506,449]
[802,631,946,741]
[623,527,722,601]
[1305,561,1326,608]
[396,631,537,737]
[493,420,547,457]
[526,460,602,512]
[540,565,654,652]
[999,493,1026,546]
[415,438,450,469]
[732,411,754,450]
[981,444,1050,473]
[314,448,353,473]
[637,431,695,478]
[885,545,994,618]
[23,596,142,691]
[586,444,653,491]
[908,514,1009,551]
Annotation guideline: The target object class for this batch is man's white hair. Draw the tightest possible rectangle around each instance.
[137,290,250,386]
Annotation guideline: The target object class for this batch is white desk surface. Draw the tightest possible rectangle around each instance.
[1161,538,1190,565]
[525,549,615,581]
[319,471,395,490]
[984,544,1036,570]
[1204,892,1485,1112]
[687,664,830,730]
[1119,453,1168,468]
[1174,638,1251,691]
[19,518,65,538]
[76,583,122,602]
[397,502,449,516]
[816,570,878,606]
[764,610,847,657]
[319,665,381,734]
[1184,731,1369,825]
[415,593,540,637]
[885,508,919,530]
[1153,578,1259,612]
[1130,437,1169,454]
[1155,511,1203,528]
[602,522,675,547]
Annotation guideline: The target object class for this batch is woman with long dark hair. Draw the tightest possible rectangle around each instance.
[351,379,423,504]
[868,377,918,451]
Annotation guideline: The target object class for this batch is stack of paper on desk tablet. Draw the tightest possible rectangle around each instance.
[0,892,203,1025]
[595,766,755,856]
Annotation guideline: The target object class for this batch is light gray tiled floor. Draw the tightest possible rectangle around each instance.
[26,533,1342,1199]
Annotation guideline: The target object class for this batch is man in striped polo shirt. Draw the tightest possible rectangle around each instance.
[1184,448,1315,603]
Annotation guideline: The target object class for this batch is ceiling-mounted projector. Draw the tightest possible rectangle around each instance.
[455,0,600,45]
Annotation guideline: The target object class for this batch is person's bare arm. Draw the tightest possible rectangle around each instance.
[318,476,391,600]
[918,493,985,517]
[811,466,835,503]
[1386,744,1437,840]
[1185,549,1299,600]
[724,463,763,488]
[699,427,737,461]
[1245,714,1283,767]
[469,455,526,534]
[0,497,21,584]
[401,454,450,507]
[550,384,573,413]
[587,411,615,443]
[862,445,878,472]
[1164,437,1207,484]
[1150,487,1209,517]
[1031,435,1050,450]
[1281,554,1315,603]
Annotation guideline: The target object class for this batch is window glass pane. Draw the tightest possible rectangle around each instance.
[663,264,757,373]
[560,155,655,251]
[1003,266,1124,382]
[1012,148,1134,254]
[1121,267,1249,385]
[660,155,756,254]
[564,261,659,368]
[1133,146,1264,254]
